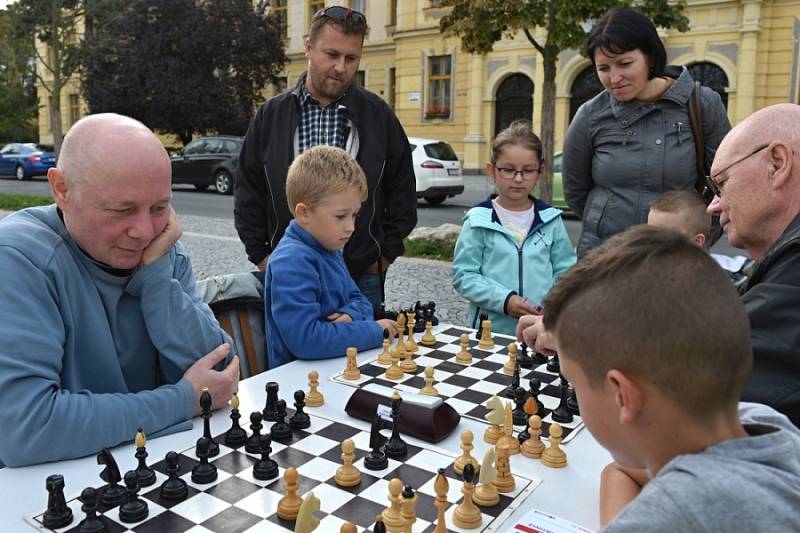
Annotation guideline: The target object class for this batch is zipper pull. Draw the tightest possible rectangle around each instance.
[674,122,684,144]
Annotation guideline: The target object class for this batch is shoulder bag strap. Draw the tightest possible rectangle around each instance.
[687,81,710,200]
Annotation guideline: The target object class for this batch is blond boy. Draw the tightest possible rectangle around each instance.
[265,146,398,368]
[542,225,800,532]
[647,190,710,246]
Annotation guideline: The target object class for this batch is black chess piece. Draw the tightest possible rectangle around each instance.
[77,487,107,533]
[463,462,476,484]
[224,398,247,447]
[97,448,126,508]
[245,411,264,454]
[567,386,580,416]
[384,395,407,459]
[503,357,521,399]
[512,386,529,426]
[119,471,149,523]
[199,389,220,458]
[364,414,390,471]
[517,342,534,369]
[530,349,548,365]
[191,437,218,484]
[134,430,156,488]
[270,399,293,440]
[43,474,73,529]
[474,312,489,339]
[528,378,546,418]
[373,516,388,533]
[159,451,188,501]
[263,381,280,422]
[427,301,439,325]
[289,390,311,429]
[253,434,279,480]
[546,354,561,373]
[551,380,574,424]
[413,301,426,332]
[517,416,531,444]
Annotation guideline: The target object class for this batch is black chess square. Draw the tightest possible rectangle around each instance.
[330,496,386,528]
[361,364,385,377]
[129,509,197,532]
[270,446,317,469]
[323,471,381,494]
[384,463,438,489]
[316,421,362,442]
[64,515,126,533]
[203,475,261,504]
[142,482,200,509]
[473,359,503,372]
[212,450,257,474]
[435,361,467,374]
[201,505,263,532]
[151,453,199,476]
[320,444,368,465]
[442,374,479,388]
[403,376,425,389]
[270,427,311,447]
[413,491,440,522]
[452,388,492,405]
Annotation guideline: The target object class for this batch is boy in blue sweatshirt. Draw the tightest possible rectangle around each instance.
[265,146,399,368]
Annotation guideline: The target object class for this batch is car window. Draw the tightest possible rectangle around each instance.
[2,145,20,155]
[423,142,458,161]
[0,145,12,154]
[35,144,54,152]
[553,153,562,172]
[208,140,225,154]
[182,140,208,155]
[222,140,239,153]
[409,144,417,153]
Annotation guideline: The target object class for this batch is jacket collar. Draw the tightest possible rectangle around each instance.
[760,213,800,268]
[472,194,561,234]
[292,72,361,126]
[285,219,336,256]
[611,66,693,126]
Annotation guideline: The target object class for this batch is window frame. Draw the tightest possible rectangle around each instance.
[425,54,453,121]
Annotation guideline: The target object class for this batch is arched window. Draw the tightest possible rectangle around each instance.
[687,62,729,109]
[569,66,604,122]
[494,74,533,137]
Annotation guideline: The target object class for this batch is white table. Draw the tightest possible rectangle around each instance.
[0,326,611,532]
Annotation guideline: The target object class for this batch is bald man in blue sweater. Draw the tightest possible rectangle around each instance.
[0,114,239,467]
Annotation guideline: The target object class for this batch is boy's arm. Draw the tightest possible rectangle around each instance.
[599,463,649,526]
[270,253,383,358]
[336,274,375,321]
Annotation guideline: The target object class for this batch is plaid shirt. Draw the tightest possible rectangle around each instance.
[298,73,351,154]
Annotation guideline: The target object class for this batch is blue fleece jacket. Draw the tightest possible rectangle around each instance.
[0,205,230,467]
[453,196,577,335]
[265,220,383,368]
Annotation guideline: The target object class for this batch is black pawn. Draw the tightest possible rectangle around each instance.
[384,396,407,459]
[427,301,439,325]
[463,462,476,484]
[503,358,521,399]
[270,400,293,440]
[512,386,529,426]
[289,390,311,429]
[159,451,188,502]
[97,449,126,508]
[77,487,107,533]
[263,381,280,422]
[551,381,574,424]
[530,349,548,365]
[253,434,279,480]
[528,378,546,418]
[567,386,580,415]
[43,474,73,529]
[134,430,156,488]
[199,389,219,458]
[546,354,561,373]
[517,342,534,369]
[373,516,388,533]
[119,471,149,523]
[245,411,264,454]
[192,437,218,484]
[474,312,489,339]
[224,399,247,447]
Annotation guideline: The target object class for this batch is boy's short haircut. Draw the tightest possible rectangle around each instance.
[543,225,752,420]
[650,190,712,239]
[285,146,368,215]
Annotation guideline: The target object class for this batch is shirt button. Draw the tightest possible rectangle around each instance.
[622,120,628,126]
[655,139,662,145]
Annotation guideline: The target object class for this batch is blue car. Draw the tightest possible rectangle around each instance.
[0,143,57,180]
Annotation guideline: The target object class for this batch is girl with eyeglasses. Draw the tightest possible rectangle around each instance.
[453,120,576,336]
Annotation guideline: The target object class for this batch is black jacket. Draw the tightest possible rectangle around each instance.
[234,77,417,279]
[741,214,800,426]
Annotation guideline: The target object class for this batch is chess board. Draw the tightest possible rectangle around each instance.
[26,411,541,533]
[331,325,585,443]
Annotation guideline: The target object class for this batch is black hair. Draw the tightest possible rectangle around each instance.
[585,7,667,80]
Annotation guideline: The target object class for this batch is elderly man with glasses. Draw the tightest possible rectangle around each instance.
[234,7,417,316]
[705,102,800,427]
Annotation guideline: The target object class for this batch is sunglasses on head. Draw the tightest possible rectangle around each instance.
[313,6,367,27]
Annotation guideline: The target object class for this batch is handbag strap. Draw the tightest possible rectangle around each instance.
[687,81,711,200]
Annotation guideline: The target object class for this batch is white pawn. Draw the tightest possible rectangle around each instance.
[342,347,360,380]
[420,366,439,396]
[455,333,472,364]
[453,430,479,476]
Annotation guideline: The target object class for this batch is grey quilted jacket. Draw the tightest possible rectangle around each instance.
[563,66,730,257]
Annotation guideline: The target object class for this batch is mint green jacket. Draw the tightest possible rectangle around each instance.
[453,196,576,336]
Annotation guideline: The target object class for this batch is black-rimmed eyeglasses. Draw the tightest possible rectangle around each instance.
[704,143,769,198]
[313,6,367,28]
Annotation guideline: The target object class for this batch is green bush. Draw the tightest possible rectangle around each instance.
[0,193,54,211]
[403,238,455,261]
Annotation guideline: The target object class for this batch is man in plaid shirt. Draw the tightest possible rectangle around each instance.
[235,6,416,315]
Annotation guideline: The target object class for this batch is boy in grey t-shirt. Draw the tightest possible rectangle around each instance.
[539,225,800,532]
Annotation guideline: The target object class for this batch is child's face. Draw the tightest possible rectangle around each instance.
[486,144,541,204]
[297,188,362,251]
[647,209,705,247]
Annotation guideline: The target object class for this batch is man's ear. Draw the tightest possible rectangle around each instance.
[304,37,313,60]
[607,369,644,425]
[694,233,706,247]
[767,141,793,189]
[48,168,69,208]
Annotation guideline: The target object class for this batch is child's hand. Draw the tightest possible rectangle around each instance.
[326,312,353,323]
[376,319,399,339]
[507,295,540,318]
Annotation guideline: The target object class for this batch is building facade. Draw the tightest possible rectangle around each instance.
[38,0,800,173]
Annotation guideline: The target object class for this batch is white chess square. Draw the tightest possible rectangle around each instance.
[105,499,168,527]
[405,448,456,472]
[447,398,482,414]
[236,464,284,487]
[433,382,464,398]
[235,487,284,518]
[305,415,334,433]
[470,380,506,395]
[437,342,462,354]
[184,526,215,533]
[290,434,338,455]
[355,477,391,505]
[443,506,493,533]
[316,514,367,532]
[310,482,358,513]
[485,353,510,365]
[451,365,493,380]
[171,491,231,523]
[417,474,463,503]
[243,520,287,533]
[297,457,340,482]
[184,468,233,491]
[352,456,402,478]
[414,355,446,368]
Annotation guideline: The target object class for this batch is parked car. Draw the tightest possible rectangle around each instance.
[0,143,56,180]
[535,151,569,213]
[170,136,242,195]
[409,137,464,205]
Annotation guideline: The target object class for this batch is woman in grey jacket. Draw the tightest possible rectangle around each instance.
[563,7,730,257]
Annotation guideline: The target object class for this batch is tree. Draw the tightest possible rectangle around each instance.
[14,0,84,154]
[440,0,689,202]
[0,6,38,142]
[81,0,286,145]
